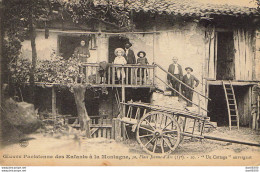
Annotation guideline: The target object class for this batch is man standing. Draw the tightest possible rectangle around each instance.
[74,40,90,62]
[167,57,183,96]
[124,42,136,64]
[182,67,199,107]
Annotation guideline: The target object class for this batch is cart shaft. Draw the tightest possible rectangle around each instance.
[203,135,260,147]
[182,132,260,147]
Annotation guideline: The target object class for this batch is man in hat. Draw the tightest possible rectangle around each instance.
[124,42,136,64]
[167,57,183,96]
[182,67,199,107]
[74,40,90,62]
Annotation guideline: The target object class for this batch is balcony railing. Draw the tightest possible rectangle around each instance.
[79,63,156,87]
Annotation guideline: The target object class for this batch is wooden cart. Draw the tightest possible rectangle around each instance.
[120,101,260,155]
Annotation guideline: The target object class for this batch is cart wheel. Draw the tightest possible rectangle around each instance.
[136,111,181,155]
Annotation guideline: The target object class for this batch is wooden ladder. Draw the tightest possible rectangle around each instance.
[222,80,239,130]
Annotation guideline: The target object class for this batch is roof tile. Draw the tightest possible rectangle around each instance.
[92,0,259,16]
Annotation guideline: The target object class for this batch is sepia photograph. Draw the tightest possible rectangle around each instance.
[0,0,260,166]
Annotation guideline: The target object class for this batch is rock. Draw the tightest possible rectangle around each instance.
[3,98,41,134]
[151,92,186,109]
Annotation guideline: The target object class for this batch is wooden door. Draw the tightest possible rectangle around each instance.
[216,32,235,80]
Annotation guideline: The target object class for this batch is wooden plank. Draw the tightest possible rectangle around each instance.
[111,119,115,139]
[121,86,126,118]
[130,68,133,85]
[153,25,156,63]
[115,119,122,141]
[214,32,218,80]
[112,66,115,85]
[98,128,102,137]
[107,128,111,139]
[126,67,129,85]
[140,68,142,85]
[257,96,260,130]
[207,80,259,86]
[135,68,138,85]
[52,87,56,130]
[144,68,147,85]
[95,67,98,84]
[103,128,107,138]
[108,66,111,84]
[122,122,126,140]
[248,86,252,128]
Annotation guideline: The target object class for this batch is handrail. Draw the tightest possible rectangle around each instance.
[155,75,208,112]
[154,63,211,101]
[82,63,155,68]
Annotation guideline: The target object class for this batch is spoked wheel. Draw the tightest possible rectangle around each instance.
[136,111,181,155]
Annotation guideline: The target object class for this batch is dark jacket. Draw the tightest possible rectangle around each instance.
[167,63,183,81]
[182,74,199,92]
[124,48,136,64]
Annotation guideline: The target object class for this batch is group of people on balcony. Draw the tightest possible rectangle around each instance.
[74,40,199,106]
[167,57,199,107]
[74,40,149,84]
[113,42,149,82]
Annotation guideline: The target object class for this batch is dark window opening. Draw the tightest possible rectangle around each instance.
[108,36,129,63]
[58,34,96,59]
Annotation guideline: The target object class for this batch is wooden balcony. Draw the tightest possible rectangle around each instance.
[79,63,156,88]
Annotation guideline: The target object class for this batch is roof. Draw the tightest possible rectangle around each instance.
[91,0,259,17]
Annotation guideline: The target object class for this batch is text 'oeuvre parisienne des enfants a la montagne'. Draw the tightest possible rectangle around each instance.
[2,154,253,161]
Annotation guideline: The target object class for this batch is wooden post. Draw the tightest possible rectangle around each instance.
[52,86,56,130]
[73,85,91,138]
[97,22,102,63]
[122,122,126,140]
[197,93,201,115]
[115,118,122,141]
[153,26,156,63]
[257,96,260,130]
[121,86,126,118]
[111,118,116,139]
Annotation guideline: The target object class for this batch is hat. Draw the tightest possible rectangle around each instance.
[114,48,125,56]
[125,42,132,47]
[137,51,146,57]
[185,67,193,72]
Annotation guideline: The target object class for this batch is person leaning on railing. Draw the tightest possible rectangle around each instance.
[74,40,90,62]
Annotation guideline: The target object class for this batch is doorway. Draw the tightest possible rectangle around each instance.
[207,85,229,126]
[216,32,235,80]
[108,36,129,63]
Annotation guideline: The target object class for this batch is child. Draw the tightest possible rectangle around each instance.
[113,48,127,82]
[137,51,148,65]
[137,51,148,83]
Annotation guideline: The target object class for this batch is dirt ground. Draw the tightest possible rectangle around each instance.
[1,126,260,166]
[1,126,260,155]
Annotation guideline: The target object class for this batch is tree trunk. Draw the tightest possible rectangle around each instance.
[29,2,37,104]
[73,85,91,138]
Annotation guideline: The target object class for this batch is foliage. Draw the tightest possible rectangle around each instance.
[59,0,134,30]
[3,0,50,59]
[9,55,86,86]
[9,58,32,84]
